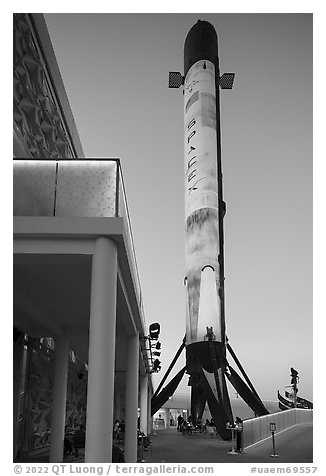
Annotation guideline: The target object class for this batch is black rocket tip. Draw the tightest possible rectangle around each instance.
[184,20,218,77]
[195,19,216,32]
[187,19,214,36]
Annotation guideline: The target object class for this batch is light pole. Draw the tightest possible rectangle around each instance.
[269,422,279,458]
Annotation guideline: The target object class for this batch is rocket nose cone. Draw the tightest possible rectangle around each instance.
[184,19,219,76]
[194,19,216,34]
[185,19,216,36]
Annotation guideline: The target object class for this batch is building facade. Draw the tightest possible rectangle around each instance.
[13,13,153,463]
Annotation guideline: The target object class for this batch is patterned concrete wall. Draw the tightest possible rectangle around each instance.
[16,337,87,458]
[13,13,74,159]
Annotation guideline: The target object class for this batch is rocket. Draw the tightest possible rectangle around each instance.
[162,20,268,440]
[183,22,231,352]
[170,20,235,352]
[183,20,234,438]
[169,19,235,439]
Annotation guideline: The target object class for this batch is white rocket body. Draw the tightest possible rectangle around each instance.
[184,59,222,345]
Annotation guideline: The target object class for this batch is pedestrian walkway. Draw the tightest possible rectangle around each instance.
[144,423,313,463]
[15,423,313,464]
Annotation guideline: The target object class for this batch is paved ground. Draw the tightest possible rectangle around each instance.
[17,423,313,464]
[144,423,313,464]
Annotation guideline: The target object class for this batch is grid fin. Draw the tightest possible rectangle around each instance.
[219,73,235,90]
[168,71,183,88]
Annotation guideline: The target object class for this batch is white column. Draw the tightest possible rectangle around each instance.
[49,335,69,462]
[124,333,139,462]
[85,237,117,463]
[140,374,148,434]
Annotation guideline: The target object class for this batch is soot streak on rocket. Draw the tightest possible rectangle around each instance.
[186,207,220,339]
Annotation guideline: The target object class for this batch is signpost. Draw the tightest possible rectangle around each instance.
[269,422,279,458]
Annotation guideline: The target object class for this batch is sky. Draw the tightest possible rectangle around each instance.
[40,12,313,403]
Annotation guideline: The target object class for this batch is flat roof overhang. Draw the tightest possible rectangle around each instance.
[13,216,149,379]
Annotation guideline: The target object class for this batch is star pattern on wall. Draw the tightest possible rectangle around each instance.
[17,338,87,454]
[13,14,74,159]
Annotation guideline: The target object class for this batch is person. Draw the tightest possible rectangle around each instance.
[206,419,215,437]
[63,426,73,456]
[113,419,120,440]
[180,419,187,435]
[202,419,208,434]
[137,428,151,450]
[193,418,202,432]
[177,415,183,432]
[119,420,125,440]
[234,417,243,453]
[112,444,125,462]
[72,424,85,458]
[64,436,73,455]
